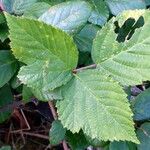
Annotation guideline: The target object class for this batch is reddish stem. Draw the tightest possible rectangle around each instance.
[0,2,4,11]
[73,64,97,73]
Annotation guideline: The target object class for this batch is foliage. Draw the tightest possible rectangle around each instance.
[133,88,150,121]
[0,84,13,123]
[0,50,18,87]
[136,122,150,150]
[56,69,137,143]
[1,0,150,149]
[39,1,92,34]
[0,146,11,150]
[49,120,66,145]
[92,10,150,85]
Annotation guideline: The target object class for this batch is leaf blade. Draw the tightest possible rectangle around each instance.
[0,50,18,88]
[92,10,150,86]
[133,88,150,121]
[49,120,66,145]
[5,14,78,99]
[105,0,146,16]
[39,1,92,34]
[88,0,109,26]
[57,69,138,143]
[0,85,13,123]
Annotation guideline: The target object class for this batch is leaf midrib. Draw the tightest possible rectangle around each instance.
[74,73,132,137]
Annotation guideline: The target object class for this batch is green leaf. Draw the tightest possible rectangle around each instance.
[57,69,138,143]
[24,2,50,19]
[133,88,150,121]
[65,130,89,150]
[88,0,109,26]
[39,0,66,5]
[0,13,8,42]
[109,141,136,150]
[0,50,18,88]
[85,135,109,147]
[0,23,8,42]
[22,86,33,103]
[10,76,21,89]
[0,146,11,150]
[105,0,146,16]
[137,122,150,150]
[0,13,5,24]
[49,120,66,145]
[145,0,150,6]
[39,1,92,34]
[103,145,109,150]
[92,10,150,86]
[5,14,78,98]
[78,51,93,66]
[74,24,100,53]
[128,142,137,150]
[31,87,62,101]
[22,79,62,102]
[1,0,37,15]
[0,85,13,123]
[110,141,128,150]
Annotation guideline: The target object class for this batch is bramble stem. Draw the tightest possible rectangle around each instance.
[0,2,4,11]
[17,132,49,140]
[62,141,69,150]
[73,64,97,73]
[48,101,57,120]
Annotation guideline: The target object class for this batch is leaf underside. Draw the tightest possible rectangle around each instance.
[39,1,92,34]
[2,0,37,15]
